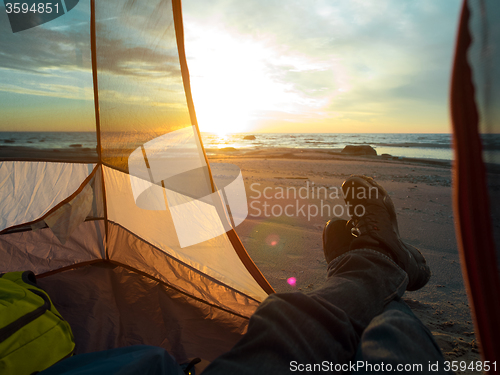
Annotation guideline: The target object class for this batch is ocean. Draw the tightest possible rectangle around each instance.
[202,133,456,161]
[1,132,499,163]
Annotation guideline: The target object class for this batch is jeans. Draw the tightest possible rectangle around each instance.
[203,249,452,374]
[39,345,185,375]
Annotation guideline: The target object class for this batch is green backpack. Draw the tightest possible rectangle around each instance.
[0,271,75,375]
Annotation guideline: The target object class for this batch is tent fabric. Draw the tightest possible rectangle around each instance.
[0,221,105,274]
[107,222,260,317]
[37,263,249,363]
[0,0,274,363]
[450,0,500,363]
[0,3,96,157]
[94,0,193,172]
[104,166,268,302]
[0,162,96,231]
[467,0,500,258]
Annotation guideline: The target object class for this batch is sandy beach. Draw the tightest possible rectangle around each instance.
[0,143,489,370]
[208,147,483,370]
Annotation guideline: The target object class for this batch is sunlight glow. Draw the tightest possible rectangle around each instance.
[181,0,460,134]
[186,26,307,135]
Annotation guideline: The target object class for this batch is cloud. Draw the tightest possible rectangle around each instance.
[0,9,91,74]
[0,0,463,133]
[0,3,180,80]
[0,82,93,100]
[183,0,461,132]
[94,35,180,79]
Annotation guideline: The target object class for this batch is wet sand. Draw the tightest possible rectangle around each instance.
[0,145,98,163]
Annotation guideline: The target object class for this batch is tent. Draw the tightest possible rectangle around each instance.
[450,0,500,365]
[1,0,499,368]
[0,0,274,363]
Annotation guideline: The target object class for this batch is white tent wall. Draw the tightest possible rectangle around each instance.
[0,162,96,231]
[106,222,260,317]
[0,220,105,275]
[0,159,261,360]
[104,166,269,303]
[0,162,105,274]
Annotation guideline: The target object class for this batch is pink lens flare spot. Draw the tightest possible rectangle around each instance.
[266,234,280,246]
[287,277,296,287]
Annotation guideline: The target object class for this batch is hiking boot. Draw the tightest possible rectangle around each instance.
[341,175,431,291]
[322,219,354,265]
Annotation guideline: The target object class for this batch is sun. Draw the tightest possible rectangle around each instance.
[185,25,299,136]
[194,94,247,136]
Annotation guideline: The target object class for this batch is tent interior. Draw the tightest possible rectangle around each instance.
[0,0,499,366]
[0,0,274,363]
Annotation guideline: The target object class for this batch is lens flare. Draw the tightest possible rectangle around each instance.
[287,277,297,287]
[266,234,280,247]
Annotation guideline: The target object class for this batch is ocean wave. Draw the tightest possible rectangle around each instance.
[374,142,451,149]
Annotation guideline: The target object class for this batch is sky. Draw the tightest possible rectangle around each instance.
[0,0,462,134]
[183,0,462,134]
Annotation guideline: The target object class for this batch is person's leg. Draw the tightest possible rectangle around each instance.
[203,176,442,374]
[202,249,409,375]
[354,298,449,374]
[39,345,184,375]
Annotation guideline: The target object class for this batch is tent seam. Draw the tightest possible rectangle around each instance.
[107,220,262,305]
[36,259,252,320]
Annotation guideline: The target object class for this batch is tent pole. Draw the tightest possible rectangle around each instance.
[90,0,109,260]
[171,0,274,295]
[171,0,216,193]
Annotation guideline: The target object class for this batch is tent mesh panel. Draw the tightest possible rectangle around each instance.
[94,0,193,172]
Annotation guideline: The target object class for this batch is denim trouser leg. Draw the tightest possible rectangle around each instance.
[354,298,451,374]
[203,249,446,374]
